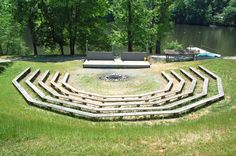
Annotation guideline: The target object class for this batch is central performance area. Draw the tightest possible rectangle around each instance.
[71,68,164,96]
[99,73,129,82]
[12,63,224,121]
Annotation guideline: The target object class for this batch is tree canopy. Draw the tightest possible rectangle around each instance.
[0,0,235,56]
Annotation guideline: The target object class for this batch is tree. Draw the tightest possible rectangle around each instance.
[37,0,67,55]
[146,0,173,54]
[46,0,108,55]
[111,0,149,52]
[13,0,42,55]
[0,0,27,55]
[223,0,236,26]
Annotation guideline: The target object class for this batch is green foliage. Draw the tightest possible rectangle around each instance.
[2,0,234,56]
[110,0,173,53]
[165,40,183,50]
[110,0,149,51]
[172,0,212,25]
[222,0,236,26]
[146,0,173,54]
[12,0,109,55]
[0,0,27,55]
[172,0,232,26]
[0,59,236,155]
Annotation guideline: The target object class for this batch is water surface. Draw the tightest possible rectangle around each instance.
[165,24,236,56]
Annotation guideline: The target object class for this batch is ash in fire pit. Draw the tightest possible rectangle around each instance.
[99,73,129,82]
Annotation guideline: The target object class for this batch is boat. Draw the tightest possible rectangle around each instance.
[187,47,221,59]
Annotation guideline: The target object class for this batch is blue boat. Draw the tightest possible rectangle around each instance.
[187,47,221,60]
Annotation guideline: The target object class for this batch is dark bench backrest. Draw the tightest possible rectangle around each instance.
[86,51,114,60]
[121,52,148,61]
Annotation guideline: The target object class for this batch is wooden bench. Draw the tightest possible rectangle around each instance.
[121,52,148,61]
[164,50,199,62]
[44,69,189,108]
[38,70,100,106]
[13,68,97,119]
[39,68,189,108]
[26,69,106,112]
[86,51,114,60]
[12,66,224,120]
[26,68,196,113]
[50,71,185,103]
[61,71,173,100]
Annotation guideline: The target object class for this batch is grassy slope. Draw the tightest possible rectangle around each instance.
[0,58,236,155]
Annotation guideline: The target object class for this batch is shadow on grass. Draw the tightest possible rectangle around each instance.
[9,55,86,63]
[0,62,13,74]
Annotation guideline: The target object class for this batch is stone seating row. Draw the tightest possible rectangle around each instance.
[12,66,224,120]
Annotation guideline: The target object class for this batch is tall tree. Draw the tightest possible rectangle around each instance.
[49,0,108,55]
[0,0,27,55]
[146,0,172,54]
[223,0,236,26]
[38,0,67,55]
[111,0,148,52]
[13,0,41,55]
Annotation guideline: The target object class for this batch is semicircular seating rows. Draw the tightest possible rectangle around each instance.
[12,66,224,121]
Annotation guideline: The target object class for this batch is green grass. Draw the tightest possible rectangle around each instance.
[0,58,236,155]
[75,73,161,95]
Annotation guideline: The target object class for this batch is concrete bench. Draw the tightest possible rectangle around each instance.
[121,52,148,61]
[86,51,114,60]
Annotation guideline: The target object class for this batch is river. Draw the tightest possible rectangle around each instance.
[165,24,236,56]
[24,24,236,56]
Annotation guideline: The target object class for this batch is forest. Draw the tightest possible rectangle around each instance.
[0,0,236,56]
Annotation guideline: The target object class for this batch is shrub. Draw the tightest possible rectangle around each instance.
[165,40,183,51]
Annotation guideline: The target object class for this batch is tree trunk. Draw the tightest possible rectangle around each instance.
[29,22,38,55]
[6,42,9,54]
[33,41,38,55]
[155,40,161,54]
[127,0,133,52]
[69,6,78,55]
[149,47,153,55]
[59,43,64,55]
[70,37,75,55]
[0,44,3,55]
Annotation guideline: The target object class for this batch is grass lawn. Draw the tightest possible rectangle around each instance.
[0,57,236,155]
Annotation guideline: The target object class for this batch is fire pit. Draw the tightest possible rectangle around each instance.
[99,73,129,82]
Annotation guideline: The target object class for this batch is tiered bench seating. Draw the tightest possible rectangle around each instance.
[12,66,224,120]
[61,71,173,100]
[50,71,185,103]
[29,69,189,109]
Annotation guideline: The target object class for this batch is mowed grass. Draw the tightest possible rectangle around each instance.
[73,73,161,95]
[0,57,236,155]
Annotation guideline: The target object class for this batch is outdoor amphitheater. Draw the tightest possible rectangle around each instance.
[12,64,224,121]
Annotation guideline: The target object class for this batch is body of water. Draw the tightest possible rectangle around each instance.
[165,24,236,56]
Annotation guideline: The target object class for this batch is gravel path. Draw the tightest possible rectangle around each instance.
[223,56,236,60]
[0,59,11,63]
